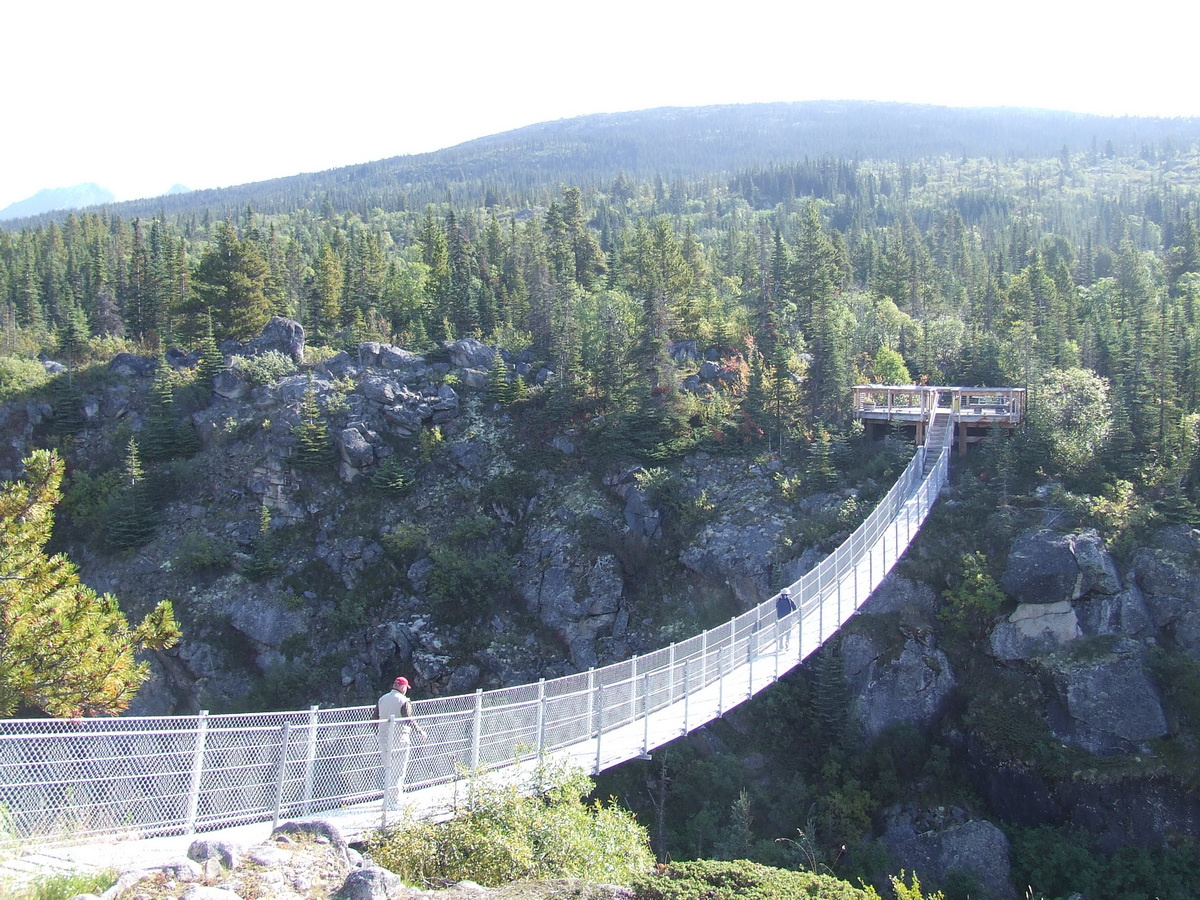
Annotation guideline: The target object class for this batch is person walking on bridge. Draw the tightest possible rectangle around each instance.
[775,589,797,650]
[377,676,426,808]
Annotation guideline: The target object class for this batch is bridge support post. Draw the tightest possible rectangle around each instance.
[586,668,596,738]
[667,646,676,704]
[471,689,483,771]
[682,659,690,735]
[302,705,319,815]
[272,722,292,829]
[773,613,781,681]
[818,565,824,645]
[595,683,605,775]
[747,611,755,699]
[536,678,546,754]
[797,597,804,660]
[185,710,209,835]
[642,673,650,754]
[629,655,638,727]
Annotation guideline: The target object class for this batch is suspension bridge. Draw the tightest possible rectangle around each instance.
[0,390,981,878]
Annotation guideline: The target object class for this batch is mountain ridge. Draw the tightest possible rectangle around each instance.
[7,100,1200,228]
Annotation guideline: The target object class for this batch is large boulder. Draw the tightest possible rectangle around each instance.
[879,807,1016,900]
[1073,529,1122,595]
[1001,530,1082,604]
[1129,528,1200,655]
[1076,585,1155,639]
[240,316,306,364]
[444,337,494,370]
[108,352,158,377]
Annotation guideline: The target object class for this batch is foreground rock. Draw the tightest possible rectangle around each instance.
[70,820,637,900]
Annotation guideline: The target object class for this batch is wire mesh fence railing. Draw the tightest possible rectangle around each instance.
[0,424,953,851]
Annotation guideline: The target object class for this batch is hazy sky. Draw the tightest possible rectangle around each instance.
[4,0,1198,211]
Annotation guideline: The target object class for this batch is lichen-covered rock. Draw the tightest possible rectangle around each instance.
[108,352,159,377]
[989,600,1082,661]
[517,525,625,670]
[338,427,377,470]
[681,517,791,609]
[213,370,249,400]
[859,573,939,619]
[188,838,240,869]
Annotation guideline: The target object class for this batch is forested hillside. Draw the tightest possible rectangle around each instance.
[5,102,1200,899]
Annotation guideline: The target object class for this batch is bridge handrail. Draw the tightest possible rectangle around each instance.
[0,433,952,848]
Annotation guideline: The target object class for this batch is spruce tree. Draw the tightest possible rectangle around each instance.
[107,439,157,550]
[141,358,180,462]
[292,375,335,468]
[487,350,514,405]
[242,501,281,580]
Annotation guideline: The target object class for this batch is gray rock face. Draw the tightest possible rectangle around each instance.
[240,316,306,364]
[517,526,625,670]
[108,352,158,377]
[842,633,955,739]
[1073,529,1122,595]
[444,337,495,370]
[680,517,790,609]
[880,808,1016,900]
[1130,530,1200,655]
[859,573,939,619]
[378,344,425,371]
[1002,529,1082,604]
[212,370,248,400]
[338,427,377,470]
[1076,586,1154,638]
[989,600,1082,661]
[1044,639,1168,754]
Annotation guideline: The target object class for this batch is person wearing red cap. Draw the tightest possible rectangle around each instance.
[377,676,426,808]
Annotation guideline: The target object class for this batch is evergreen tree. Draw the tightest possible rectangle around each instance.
[292,375,335,468]
[0,450,180,716]
[107,438,157,550]
[191,221,273,341]
[141,358,181,462]
[242,501,282,580]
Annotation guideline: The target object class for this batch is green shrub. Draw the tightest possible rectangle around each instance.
[175,531,234,574]
[381,522,430,567]
[230,350,298,385]
[4,869,117,900]
[631,859,879,900]
[428,548,514,624]
[371,456,413,495]
[0,355,49,401]
[367,764,654,888]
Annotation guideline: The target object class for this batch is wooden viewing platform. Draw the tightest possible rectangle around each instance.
[853,385,1025,453]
